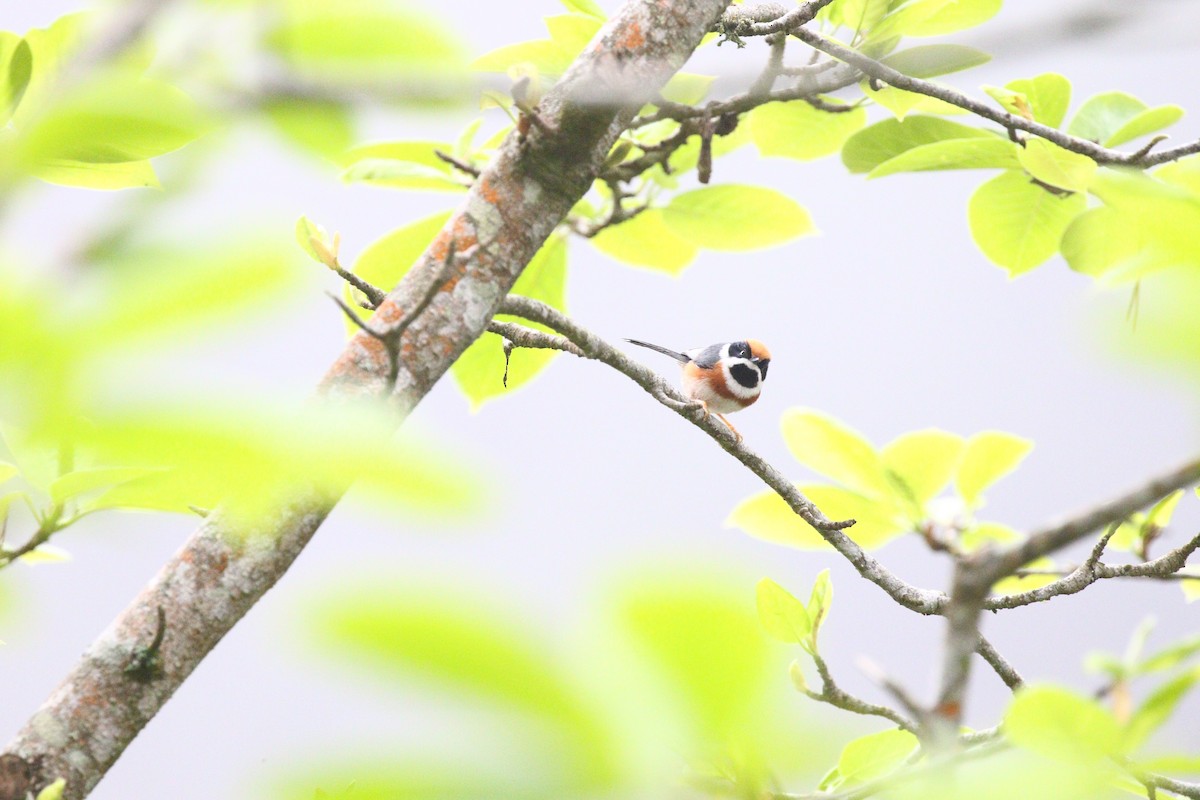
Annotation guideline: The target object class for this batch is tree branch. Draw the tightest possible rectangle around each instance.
[805,653,916,732]
[2,2,730,796]
[789,26,1200,168]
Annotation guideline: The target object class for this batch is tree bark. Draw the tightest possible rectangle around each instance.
[2,1,730,796]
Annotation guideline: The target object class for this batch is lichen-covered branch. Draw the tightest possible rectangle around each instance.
[2,2,731,796]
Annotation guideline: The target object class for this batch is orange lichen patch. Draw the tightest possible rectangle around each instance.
[478,176,502,205]
[612,20,646,50]
[935,700,962,719]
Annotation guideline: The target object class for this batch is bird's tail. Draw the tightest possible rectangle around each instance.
[624,339,690,364]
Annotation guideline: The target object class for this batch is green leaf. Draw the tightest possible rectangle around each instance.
[341,139,454,170]
[842,116,991,173]
[306,581,593,729]
[832,0,892,33]
[34,778,66,800]
[755,578,812,644]
[863,81,964,119]
[1060,207,1142,277]
[1067,92,1149,145]
[471,39,572,75]
[1145,489,1185,533]
[1138,633,1200,676]
[1185,579,1200,603]
[823,729,918,789]
[264,98,355,159]
[881,429,964,511]
[266,0,464,79]
[295,215,331,264]
[621,575,771,736]
[20,545,70,565]
[28,159,159,190]
[749,99,867,162]
[2,36,32,124]
[806,568,833,641]
[590,209,698,275]
[955,431,1032,506]
[728,484,908,550]
[560,0,606,19]
[983,84,1036,120]
[1016,138,1097,193]
[659,72,715,106]
[451,235,568,409]
[1004,685,1125,763]
[21,71,207,165]
[661,185,814,252]
[879,44,990,79]
[1088,170,1200,281]
[1125,668,1200,750]
[868,136,1019,178]
[967,170,1087,276]
[49,467,149,506]
[869,0,1001,41]
[346,211,453,334]
[1106,104,1184,147]
[1154,155,1200,195]
[1005,73,1072,128]
[781,408,889,498]
[341,159,468,192]
[0,462,17,485]
[544,13,603,56]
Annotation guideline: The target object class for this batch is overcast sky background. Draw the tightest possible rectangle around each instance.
[3,0,1200,797]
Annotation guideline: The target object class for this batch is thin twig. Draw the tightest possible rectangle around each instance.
[806,652,916,732]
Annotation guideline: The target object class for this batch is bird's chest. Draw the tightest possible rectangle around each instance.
[682,363,760,414]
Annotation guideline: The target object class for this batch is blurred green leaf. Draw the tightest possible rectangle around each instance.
[1016,139,1096,193]
[0,462,16,485]
[879,44,990,79]
[659,72,714,106]
[266,0,465,79]
[560,0,606,19]
[34,778,65,800]
[49,467,149,506]
[471,39,570,75]
[19,545,70,565]
[1087,170,1200,282]
[661,185,813,251]
[955,431,1032,506]
[830,0,890,32]
[868,136,1019,178]
[264,99,355,160]
[296,215,331,264]
[1125,668,1200,751]
[621,577,771,737]
[822,729,917,789]
[1004,685,1124,764]
[842,116,991,173]
[11,13,85,128]
[881,429,964,511]
[1060,207,1142,277]
[749,99,867,162]
[28,158,159,190]
[590,209,698,275]
[1005,73,1071,128]
[78,398,482,522]
[967,170,1086,276]
[342,159,467,192]
[1138,633,1200,675]
[544,13,602,55]
[1185,579,1200,603]
[780,408,889,498]
[869,0,1001,41]
[756,578,812,645]
[21,71,207,166]
[1,35,32,124]
[728,484,908,550]
[863,80,964,119]
[451,235,568,409]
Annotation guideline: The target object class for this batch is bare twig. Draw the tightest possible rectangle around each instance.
[434,149,482,179]
[805,653,916,732]
[975,636,1023,690]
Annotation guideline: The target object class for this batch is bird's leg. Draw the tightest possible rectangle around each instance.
[716,413,743,444]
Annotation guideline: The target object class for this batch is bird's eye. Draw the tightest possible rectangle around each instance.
[731,342,750,359]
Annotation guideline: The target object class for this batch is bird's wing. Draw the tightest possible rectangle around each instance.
[688,343,725,369]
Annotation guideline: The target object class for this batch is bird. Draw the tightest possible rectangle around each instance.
[624,338,771,442]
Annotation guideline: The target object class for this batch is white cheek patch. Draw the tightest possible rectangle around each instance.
[721,359,762,400]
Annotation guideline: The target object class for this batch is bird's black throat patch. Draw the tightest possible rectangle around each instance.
[730,362,760,389]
